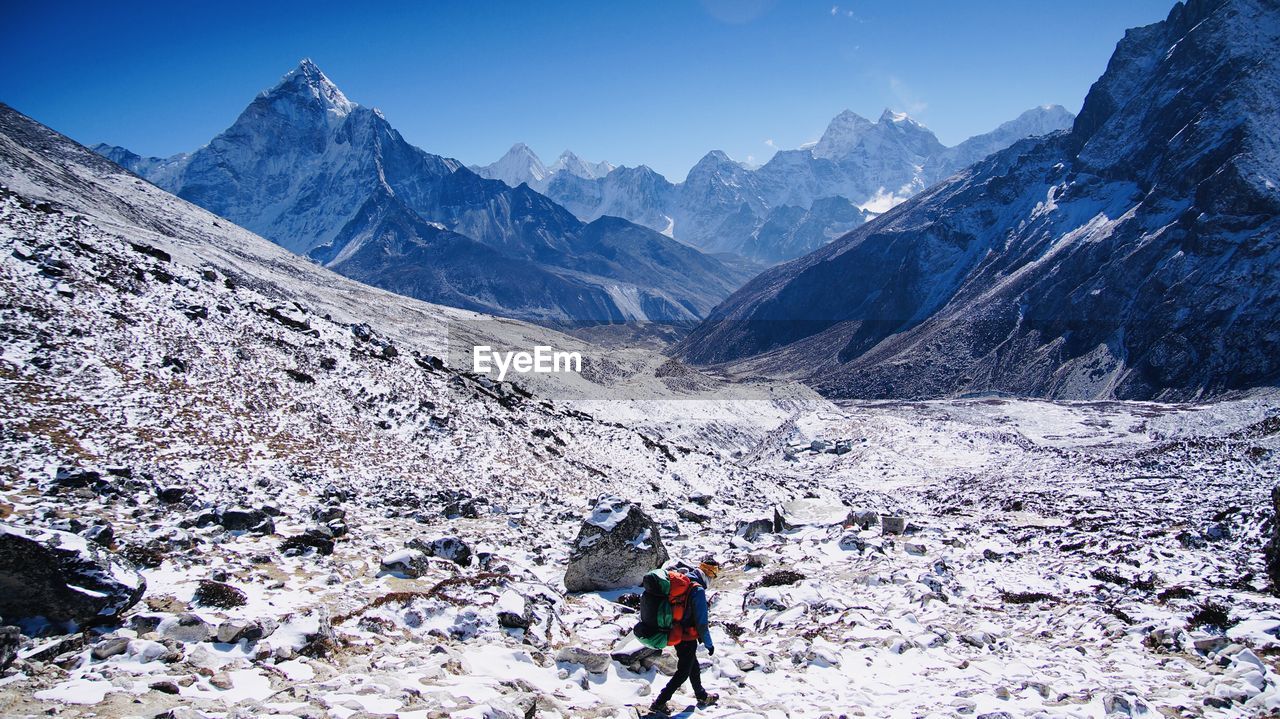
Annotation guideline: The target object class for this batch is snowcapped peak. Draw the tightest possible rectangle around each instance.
[473,143,549,188]
[688,150,736,174]
[499,143,545,171]
[547,150,614,180]
[294,57,323,77]
[981,104,1076,141]
[262,59,356,117]
[830,109,872,125]
[879,108,913,124]
[812,109,874,160]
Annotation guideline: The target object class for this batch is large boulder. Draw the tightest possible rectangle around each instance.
[380,548,433,578]
[564,496,667,592]
[773,499,851,531]
[734,517,775,544]
[0,522,145,625]
[408,536,472,567]
[217,507,274,534]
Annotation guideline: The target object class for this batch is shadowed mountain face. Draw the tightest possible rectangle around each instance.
[678,0,1280,401]
[92,61,754,326]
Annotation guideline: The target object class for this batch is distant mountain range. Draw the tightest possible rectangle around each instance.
[92,61,753,327]
[472,144,613,191]
[474,105,1075,264]
[678,0,1280,401]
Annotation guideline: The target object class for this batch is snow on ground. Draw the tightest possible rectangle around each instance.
[1,109,1279,718]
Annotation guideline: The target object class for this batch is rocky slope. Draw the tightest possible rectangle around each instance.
[679,0,1280,402]
[2,94,1280,718]
[532,106,1073,264]
[92,61,752,327]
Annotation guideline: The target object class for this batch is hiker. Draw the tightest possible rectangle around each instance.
[649,557,720,715]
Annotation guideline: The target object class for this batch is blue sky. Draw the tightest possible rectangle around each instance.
[1,0,1176,181]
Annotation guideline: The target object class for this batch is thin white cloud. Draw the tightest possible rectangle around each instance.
[764,138,777,149]
[888,75,928,115]
[831,5,859,20]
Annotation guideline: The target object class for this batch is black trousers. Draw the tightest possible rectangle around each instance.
[655,640,704,704]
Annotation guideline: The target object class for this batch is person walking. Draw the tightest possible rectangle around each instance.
[650,557,720,715]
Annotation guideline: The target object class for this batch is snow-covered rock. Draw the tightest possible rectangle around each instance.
[407,536,472,567]
[0,522,145,626]
[564,497,667,591]
[157,613,211,643]
[773,498,850,530]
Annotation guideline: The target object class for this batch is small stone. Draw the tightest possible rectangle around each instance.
[192,580,247,609]
[280,530,335,556]
[217,507,274,534]
[90,637,130,661]
[734,518,774,543]
[845,509,878,529]
[838,533,867,552]
[407,536,472,567]
[1203,523,1231,542]
[160,613,211,643]
[81,524,114,546]
[881,516,907,535]
[1,625,22,671]
[216,620,253,643]
[380,549,432,578]
[1193,635,1230,655]
[677,506,711,524]
[150,680,181,694]
[157,487,189,504]
[554,647,611,674]
[209,671,233,690]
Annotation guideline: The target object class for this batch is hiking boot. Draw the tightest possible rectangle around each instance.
[697,692,719,708]
[649,700,672,716]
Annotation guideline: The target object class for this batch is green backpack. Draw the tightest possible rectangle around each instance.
[634,568,693,649]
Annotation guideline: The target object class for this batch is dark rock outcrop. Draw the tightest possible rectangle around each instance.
[0,522,145,625]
